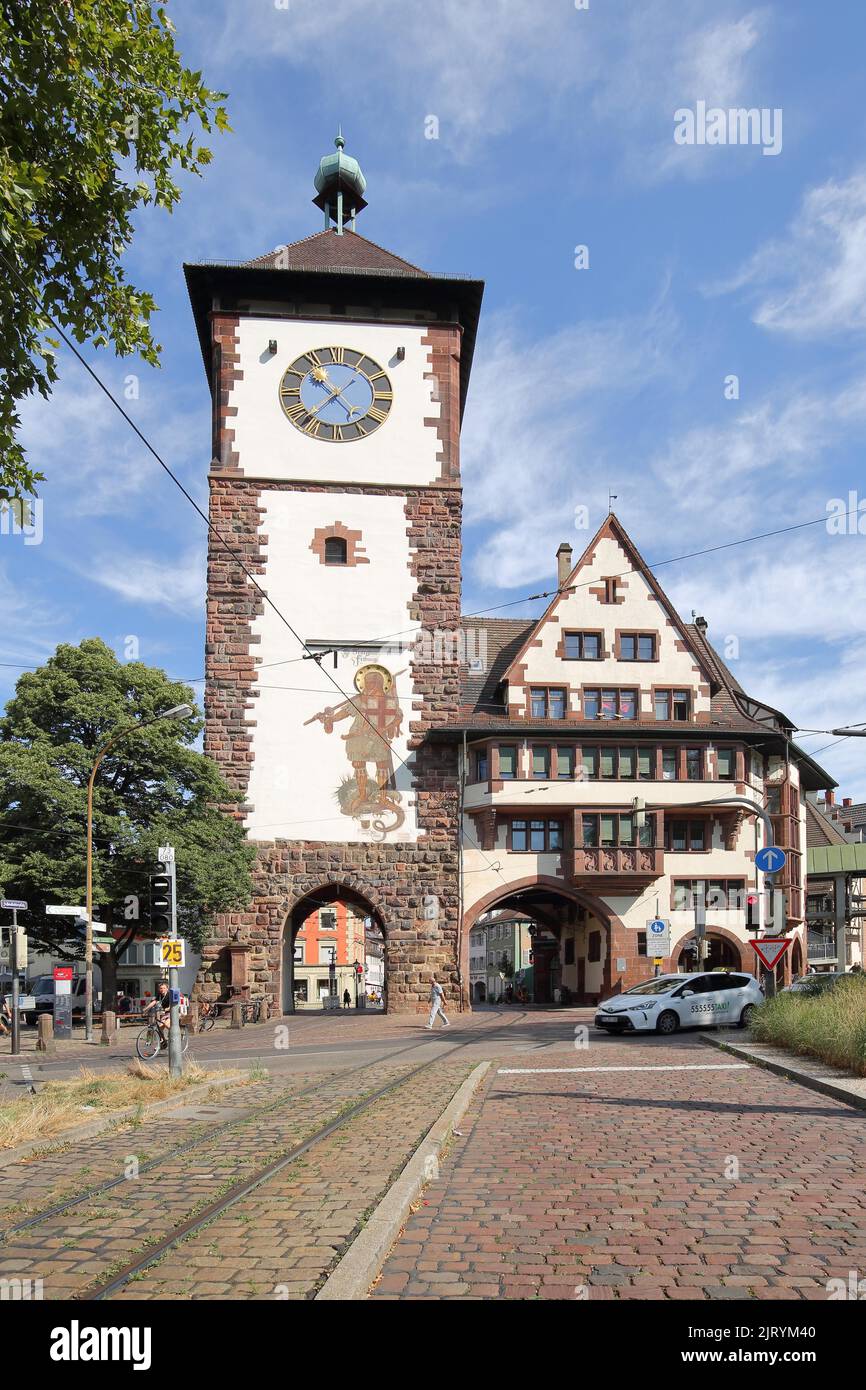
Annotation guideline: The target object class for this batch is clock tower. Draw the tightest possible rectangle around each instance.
[184,135,483,1013]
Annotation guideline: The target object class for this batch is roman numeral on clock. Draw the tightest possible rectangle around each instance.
[284,402,306,421]
[367,406,388,424]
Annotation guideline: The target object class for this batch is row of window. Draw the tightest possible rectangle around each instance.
[563,632,657,661]
[476,744,737,782]
[507,816,730,852]
[526,686,692,721]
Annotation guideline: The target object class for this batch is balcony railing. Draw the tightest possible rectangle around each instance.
[807,933,837,962]
[571,847,664,885]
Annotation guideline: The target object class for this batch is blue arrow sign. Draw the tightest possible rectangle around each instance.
[648,919,667,934]
[755,846,787,874]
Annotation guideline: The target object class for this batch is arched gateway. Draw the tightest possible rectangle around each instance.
[280,884,387,1014]
[462,878,626,1007]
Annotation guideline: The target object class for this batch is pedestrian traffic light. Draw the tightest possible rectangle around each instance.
[746,892,761,933]
[150,866,173,935]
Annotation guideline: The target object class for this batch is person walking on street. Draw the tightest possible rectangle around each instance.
[425,974,450,1029]
[343,988,351,1008]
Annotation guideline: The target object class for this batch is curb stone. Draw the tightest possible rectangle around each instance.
[701,1033,866,1113]
[316,1060,491,1301]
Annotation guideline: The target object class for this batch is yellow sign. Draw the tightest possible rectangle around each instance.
[159,939,185,968]
[653,957,664,967]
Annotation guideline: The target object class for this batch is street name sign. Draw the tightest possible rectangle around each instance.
[1,899,27,911]
[45,905,86,916]
[755,846,787,874]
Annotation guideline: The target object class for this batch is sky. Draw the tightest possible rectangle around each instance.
[5,0,866,796]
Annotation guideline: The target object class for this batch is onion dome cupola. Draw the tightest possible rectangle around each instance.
[313,128,368,235]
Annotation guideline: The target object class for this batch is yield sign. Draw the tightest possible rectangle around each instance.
[750,937,791,971]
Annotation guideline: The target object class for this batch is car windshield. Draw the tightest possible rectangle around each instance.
[31,977,55,993]
[624,977,680,996]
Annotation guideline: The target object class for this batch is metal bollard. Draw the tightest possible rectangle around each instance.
[36,1013,56,1054]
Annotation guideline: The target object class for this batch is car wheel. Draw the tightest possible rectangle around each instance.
[656,1010,679,1035]
[738,1004,756,1028]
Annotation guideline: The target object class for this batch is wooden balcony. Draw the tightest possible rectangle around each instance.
[570,846,664,892]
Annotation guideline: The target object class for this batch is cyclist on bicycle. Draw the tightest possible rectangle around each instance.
[144,980,172,1047]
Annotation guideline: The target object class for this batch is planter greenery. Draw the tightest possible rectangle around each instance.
[750,978,866,1076]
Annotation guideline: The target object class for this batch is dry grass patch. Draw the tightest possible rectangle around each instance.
[0,1062,237,1151]
[751,978,866,1075]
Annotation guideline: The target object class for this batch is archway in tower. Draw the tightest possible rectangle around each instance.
[464,882,612,1007]
[280,885,387,1014]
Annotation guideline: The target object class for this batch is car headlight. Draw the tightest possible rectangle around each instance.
[623,1001,658,1011]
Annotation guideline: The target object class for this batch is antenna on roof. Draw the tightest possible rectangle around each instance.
[608,491,617,513]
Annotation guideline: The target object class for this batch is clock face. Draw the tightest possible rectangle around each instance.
[278,347,393,442]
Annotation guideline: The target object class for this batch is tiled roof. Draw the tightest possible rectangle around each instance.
[244,228,430,276]
[806,799,850,849]
[460,617,534,713]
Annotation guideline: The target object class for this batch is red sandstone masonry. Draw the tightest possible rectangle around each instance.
[200,325,465,1013]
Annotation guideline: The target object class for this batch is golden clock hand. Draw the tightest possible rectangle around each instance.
[312,371,363,418]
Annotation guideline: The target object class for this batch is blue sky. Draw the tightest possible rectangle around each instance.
[5,0,866,795]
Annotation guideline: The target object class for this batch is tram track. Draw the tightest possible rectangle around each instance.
[80,1010,527,1301]
[0,1011,527,1301]
[0,1025,462,1244]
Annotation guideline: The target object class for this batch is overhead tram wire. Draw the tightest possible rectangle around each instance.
[0,253,512,889]
[4,255,860,885]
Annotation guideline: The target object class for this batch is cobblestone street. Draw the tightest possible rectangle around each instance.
[373,1026,866,1301]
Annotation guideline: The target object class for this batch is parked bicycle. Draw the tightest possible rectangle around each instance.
[242,997,262,1024]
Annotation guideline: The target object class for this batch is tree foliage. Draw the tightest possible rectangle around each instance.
[0,0,229,500]
[0,639,255,992]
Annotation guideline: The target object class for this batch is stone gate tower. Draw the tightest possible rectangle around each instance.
[184,134,483,1012]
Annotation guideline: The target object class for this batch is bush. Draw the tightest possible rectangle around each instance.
[751,978,866,1075]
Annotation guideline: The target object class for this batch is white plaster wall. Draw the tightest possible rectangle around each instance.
[228,319,442,485]
[513,534,711,718]
[245,490,419,843]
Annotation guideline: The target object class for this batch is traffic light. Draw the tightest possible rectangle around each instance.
[354,962,363,977]
[150,865,173,935]
[746,892,761,933]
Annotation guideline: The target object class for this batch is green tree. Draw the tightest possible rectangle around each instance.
[0,638,255,1003]
[0,0,229,501]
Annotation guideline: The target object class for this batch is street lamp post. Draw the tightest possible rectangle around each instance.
[84,703,192,1041]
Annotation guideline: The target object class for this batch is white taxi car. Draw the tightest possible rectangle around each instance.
[594,971,763,1035]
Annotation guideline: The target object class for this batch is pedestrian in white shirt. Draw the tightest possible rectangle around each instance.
[425,975,450,1029]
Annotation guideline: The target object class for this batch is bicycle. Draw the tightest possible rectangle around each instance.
[197,1000,219,1032]
[242,997,262,1025]
[135,1020,191,1060]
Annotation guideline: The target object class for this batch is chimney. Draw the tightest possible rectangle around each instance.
[556,542,573,588]
[843,797,852,807]
[826,791,835,807]
[694,615,708,635]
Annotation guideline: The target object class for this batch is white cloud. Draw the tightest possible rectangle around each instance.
[68,547,205,618]
[462,298,680,588]
[192,0,770,180]
[711,169,866,336]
